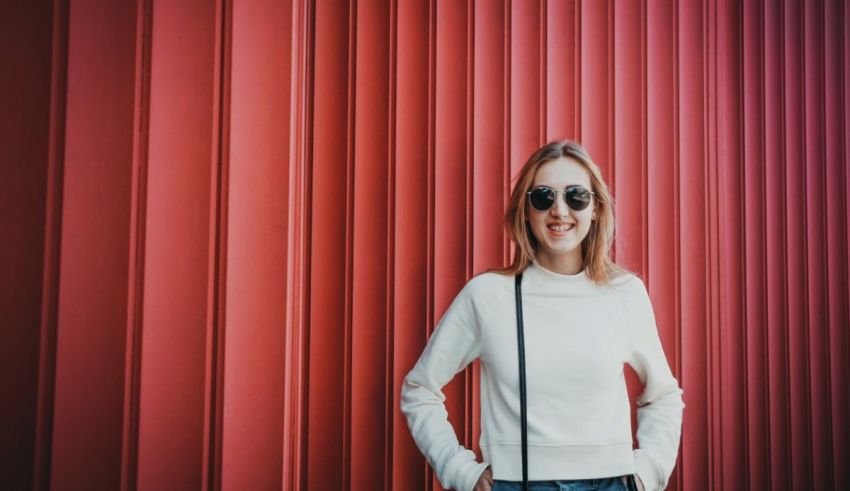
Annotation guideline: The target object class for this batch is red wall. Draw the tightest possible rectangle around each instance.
[2,0,848,490]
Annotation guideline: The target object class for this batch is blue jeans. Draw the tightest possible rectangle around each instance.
[492,475,637,491]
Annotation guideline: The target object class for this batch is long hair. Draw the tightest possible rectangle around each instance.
[496,140,630,285]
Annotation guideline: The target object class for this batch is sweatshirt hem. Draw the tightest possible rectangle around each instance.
[483,442,636,481]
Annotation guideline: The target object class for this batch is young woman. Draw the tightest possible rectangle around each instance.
[401,141,684,491]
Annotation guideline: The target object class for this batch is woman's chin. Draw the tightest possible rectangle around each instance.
[539,243,582,258]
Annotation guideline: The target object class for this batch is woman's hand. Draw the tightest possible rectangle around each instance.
[473,467,494,491]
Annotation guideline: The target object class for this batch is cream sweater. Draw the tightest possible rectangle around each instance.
[400,262,684,491]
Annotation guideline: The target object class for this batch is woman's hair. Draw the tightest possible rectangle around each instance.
[496,140,630,285]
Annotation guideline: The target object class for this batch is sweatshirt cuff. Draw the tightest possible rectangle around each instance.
[458,461,490,491]
[633,449,663,491]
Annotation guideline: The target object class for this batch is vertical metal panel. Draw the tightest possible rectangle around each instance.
[824,2,850,490]
[220,0,292,487]
[392,2,432,488]
[473,0,508,274]
[0,0,58,488]
[34,0,69,487]
[307,1,351,489]
[763,2,792,489]
[803,1,832,489]
[782,1,815,489]
[4,0,850,489]
[676,0,709,488]
[546,0,580,142]
[613,0,645,274]
[646,0,682,482]
[203,2,228,486]
[580,0,611,179]
[281,1,312,487]
[742,0,769,488]
[510,0,543,170]
[350,0,392,488]
[50,0,142,488]
[135,0,218,487]
[704,3,723,485]
[433,1,472,487]
[716,0,748,488]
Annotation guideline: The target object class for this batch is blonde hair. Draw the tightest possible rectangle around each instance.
[496,140,630,285]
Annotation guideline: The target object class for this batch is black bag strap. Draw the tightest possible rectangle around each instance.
[514,273,528,491]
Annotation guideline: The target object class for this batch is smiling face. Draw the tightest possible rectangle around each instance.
[526,157,596,273]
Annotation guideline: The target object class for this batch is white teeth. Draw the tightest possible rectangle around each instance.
[548,223,574,232]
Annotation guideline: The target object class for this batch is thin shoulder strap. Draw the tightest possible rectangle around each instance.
[514,273,529,491]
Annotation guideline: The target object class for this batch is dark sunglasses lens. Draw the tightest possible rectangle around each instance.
[565,187,592,211]
[529,188,555,211]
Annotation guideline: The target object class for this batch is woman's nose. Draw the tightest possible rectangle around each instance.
[550,194,569,217]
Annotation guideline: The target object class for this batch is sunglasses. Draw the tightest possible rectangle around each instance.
[527,185,596,212]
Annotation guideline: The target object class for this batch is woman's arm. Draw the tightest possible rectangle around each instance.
[626,278,685,491]
[400,283,491,491]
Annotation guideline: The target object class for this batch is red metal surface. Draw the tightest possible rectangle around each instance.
[220,0,292,488]
[308,1,351,489]
[392,3,432,489]
[434,1,473,487]
[3,0,849,490]
[136,0,219,488]
[350,0,392,488]
[677,0,710,487]
[0,1,57,489]
[50,0,140,488]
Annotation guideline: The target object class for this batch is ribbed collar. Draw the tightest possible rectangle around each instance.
[522,260,598,295]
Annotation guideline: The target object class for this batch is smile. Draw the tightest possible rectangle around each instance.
[547,223,575,232]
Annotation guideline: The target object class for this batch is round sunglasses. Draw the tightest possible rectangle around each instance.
[527,185,595,212]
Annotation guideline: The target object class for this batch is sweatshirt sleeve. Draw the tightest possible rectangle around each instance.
[400,282,490,491]
[625,277,685,491]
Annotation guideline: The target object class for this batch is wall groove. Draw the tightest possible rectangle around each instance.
[32,0,69,488]
[120,0,152,487]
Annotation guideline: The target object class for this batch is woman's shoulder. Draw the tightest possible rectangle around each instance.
[442,271,512,325]
[459,269,515,301]
[602,269,646,295]
[467,269,514,289]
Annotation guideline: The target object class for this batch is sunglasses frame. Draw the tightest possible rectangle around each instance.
[526,185,596,212]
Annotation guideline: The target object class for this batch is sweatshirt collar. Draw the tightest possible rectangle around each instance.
[523,260,597,295]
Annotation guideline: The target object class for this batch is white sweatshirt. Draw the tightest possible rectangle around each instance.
[400,262,684,491]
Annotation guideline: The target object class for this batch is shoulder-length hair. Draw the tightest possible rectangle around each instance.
[496,140,630,285]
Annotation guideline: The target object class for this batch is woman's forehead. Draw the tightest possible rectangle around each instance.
[532,157,592,187]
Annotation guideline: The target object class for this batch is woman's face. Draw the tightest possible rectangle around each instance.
[526,157,596,268]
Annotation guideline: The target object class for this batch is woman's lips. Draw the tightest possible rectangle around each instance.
[546,223,575,236]
[547,223,574,231]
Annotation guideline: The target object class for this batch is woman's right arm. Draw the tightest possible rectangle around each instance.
[625,277,685,491]
[400,283,491,491]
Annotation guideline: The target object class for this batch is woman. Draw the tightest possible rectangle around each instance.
[400,141,684,491]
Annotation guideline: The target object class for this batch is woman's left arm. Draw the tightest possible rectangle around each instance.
[626,277,685,491]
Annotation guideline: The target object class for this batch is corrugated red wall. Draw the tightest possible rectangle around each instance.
[2,0,848,490]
